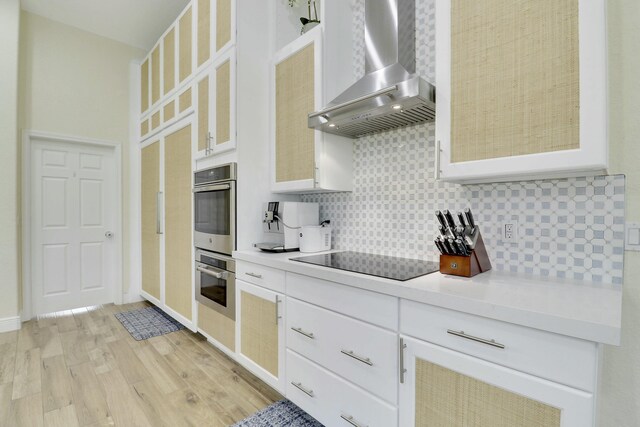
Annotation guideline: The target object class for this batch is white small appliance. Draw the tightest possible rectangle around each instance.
[255,202,319,252]
[299,225,332,253]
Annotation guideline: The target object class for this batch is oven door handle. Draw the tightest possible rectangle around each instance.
[193,183,231,193]
[196,265,226,279]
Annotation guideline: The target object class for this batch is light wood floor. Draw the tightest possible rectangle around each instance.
[0,302,281,427]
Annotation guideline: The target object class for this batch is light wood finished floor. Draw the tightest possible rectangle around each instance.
[0,302,281,427]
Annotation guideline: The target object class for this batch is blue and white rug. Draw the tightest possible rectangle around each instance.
[114,306,185,341]
[233,400,323,427]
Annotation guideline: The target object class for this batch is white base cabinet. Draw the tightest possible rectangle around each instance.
[399,336,594,427]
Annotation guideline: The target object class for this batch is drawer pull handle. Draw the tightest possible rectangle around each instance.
[245,272,263,279]
[447,329,505,349]
[291,381,314,397]
[340,414,367,427]
[340,349,373,366]
[291,327,314,339]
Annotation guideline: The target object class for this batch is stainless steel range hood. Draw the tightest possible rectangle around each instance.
[308,0,435,139]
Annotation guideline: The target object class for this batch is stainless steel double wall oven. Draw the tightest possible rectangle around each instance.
[193,163,236,319]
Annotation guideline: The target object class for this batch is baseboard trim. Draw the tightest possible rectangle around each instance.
[0,316,22,333]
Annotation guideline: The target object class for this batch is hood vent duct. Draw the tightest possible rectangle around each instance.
[308,0,435,139]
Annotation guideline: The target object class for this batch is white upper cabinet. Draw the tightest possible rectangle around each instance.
[435,0,608,184]
[270,2,354,194]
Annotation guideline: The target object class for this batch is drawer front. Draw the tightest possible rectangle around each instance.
[400,299,598,392]
[286,350,398,427]
[287,297,398,404]
[286,272,398,330]
[236,261,285,293]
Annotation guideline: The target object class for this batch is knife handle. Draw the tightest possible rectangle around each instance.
[443,210,457,229]
[438,225,447,237]
[447,238,459,255]
[441,238,453,255]
[457,211,467,228]
[464,208,476,230]
[436,211,447,230]
[434,239,445,255]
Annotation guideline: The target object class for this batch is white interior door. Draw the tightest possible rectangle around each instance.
[31,139,118,315]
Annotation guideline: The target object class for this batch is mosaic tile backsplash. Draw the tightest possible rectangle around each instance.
[301,0,626,285]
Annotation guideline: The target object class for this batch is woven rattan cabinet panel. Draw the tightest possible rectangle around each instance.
[164,125,193,321]
[179,7,193,83]
[216,0,232,52]
[141,59,149,113]
[240,290,279,377]
[179,87,192,113]
[198,303,235,351]
[141,141,161,300]
[163,28,176,95]
[450,0,579,163]
[216,59,231,145]
[151,46,161,106]
[415,358,561,427]
[197,75,210,152]
[197,0,211,67]
[275,43,315,183]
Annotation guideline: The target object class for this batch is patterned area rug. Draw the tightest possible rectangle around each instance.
[233,400,323,427]
[114,306,185,341]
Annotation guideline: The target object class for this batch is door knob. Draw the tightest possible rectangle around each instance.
[105,231,114,238]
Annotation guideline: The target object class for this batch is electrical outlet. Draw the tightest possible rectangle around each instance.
[502,221,519,243]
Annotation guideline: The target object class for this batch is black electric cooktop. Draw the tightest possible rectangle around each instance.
[291,251,439,281]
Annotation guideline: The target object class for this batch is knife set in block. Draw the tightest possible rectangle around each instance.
[435,209,492,278]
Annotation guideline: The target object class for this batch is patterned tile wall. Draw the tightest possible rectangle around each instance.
[302,0,626,284]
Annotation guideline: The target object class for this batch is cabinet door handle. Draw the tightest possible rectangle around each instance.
[340,414,367,427]
[447,329,505,349]
[245,272,262,279]
[291,327,314,339]
[399,337,407,384]
[434,139,441,181]
[291,382,314,397]
[340,349,373,366]
[275,296,281,325]
[156,192,163,234]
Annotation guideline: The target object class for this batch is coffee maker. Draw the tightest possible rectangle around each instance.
[255,202,319,252]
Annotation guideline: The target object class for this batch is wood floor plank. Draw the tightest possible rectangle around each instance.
[0,331,17,346]
[131,380,191,427]
[38,326,63,359]
[41,355,74,412]
[147,335,174,356]
[0,382,13,426]
[5,393,44,427]
[68,362,113,426]
[107,340,150,385]
[0,342,17,385]
[97,369,151,427]
[12,347,41,400]
[16,321,38,353]
[36,313,58,329]
[167,388,225,427]
[134,345,186,394]
[56,311,79,333]
[44,404,80,427]
[87,345,117,375]
[59,331,90,366]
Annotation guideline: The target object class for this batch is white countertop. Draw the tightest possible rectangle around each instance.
[233,249,623,345]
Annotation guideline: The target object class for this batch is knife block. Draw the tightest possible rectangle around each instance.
[440,232,492,278]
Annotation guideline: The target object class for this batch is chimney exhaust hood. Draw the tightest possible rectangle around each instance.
[308,0,435,139]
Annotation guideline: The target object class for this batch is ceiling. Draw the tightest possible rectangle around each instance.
[21,0,190,51]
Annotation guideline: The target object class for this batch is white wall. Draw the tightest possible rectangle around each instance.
[599,1,640,425]
[18,12,145,306]
[0,0,21,325]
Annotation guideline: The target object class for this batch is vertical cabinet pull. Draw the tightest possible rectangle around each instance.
[340,414,367,427]
[156,192,163,234]
[434,139,441,180]
[399,337,407,384]
[275,296,281,325]
[291,382,314,397]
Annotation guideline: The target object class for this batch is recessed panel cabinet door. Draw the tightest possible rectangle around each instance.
[196,72,210,154]
[164,124,193,321]
[151,45,161,106]
[435,0,607,183]
[179,6,193,84]
[140,58,149,113]
[163,27,176,96]
[215,0,233,54]
[236,279,285,392]
[197,0,211,67]
[399,336,593,427]
[141,141,161,300]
